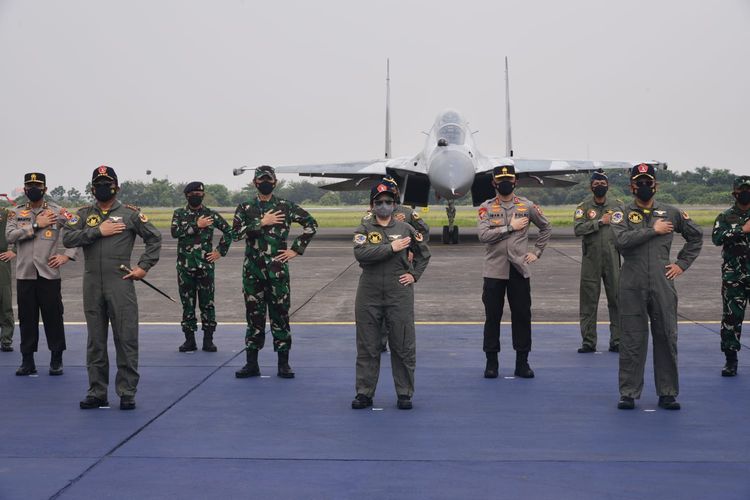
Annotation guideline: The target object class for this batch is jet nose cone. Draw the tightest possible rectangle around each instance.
[428,149,475,199]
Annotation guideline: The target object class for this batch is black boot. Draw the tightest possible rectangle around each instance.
[49,351,64,376]
[484,352,499,378]
[202,330,217,352]
[722,351,738,377]
[235,349,260,378]
[514,351,535,378]
[178,332,197,352]
[16,353,37,376]
[277,350,295,379]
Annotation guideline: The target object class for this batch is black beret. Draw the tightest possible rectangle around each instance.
[184,181,205,194]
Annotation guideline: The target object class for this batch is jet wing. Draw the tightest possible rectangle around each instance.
[274,156,422,190]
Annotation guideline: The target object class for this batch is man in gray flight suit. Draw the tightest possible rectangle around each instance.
[352,181,430,410]
[611,163,702,411]
[478,162,551,379]
[6,172,78,376]
[63,166,162,411]
[574,169,621,353]
[0,206,17,352]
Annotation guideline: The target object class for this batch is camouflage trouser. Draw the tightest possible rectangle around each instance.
[242,259,291,352]
[177,266,217,334]
[720,277,749,352]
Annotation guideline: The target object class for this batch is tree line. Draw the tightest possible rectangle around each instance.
[0,166,740,208]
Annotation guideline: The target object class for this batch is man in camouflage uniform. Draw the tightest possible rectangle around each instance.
[0,206,16,352]
[352,181,430,410]
[611,163,702,411]
[712,175,750,377]
[361,176,430,352]
[233,165,317,379]
[171,181,233,353]
[574,169,621,353]
[63,166,162,411]
[478,162,551,379]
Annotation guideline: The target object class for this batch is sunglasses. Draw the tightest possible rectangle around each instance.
[374,200,394,206]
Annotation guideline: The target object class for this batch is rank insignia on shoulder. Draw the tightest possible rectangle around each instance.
[588,209,597,219]
[139,213,149,223]
[414,232,423,242]
[86,214,101,227]
[681,211,690,220]
[574,208,584,219]
[628,212,643,224]
[611,211,624,224]
[367,232,383,244]
[353,233,367,245]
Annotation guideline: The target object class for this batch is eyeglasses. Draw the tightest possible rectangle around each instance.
[374,200,394,206]
[634,179,654,188]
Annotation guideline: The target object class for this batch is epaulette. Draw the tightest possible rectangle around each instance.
[125,204,141,211]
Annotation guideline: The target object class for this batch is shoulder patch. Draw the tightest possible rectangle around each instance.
[353,233,367,245]
[139,212,149,223]
[478,207,489,220]
[67,215,80,225]
[412,211,421,220]
[574,208,584,219]
[125,204,140,211]
[681,210,690,220]
[611,211,624,224]
[414,232,423,242]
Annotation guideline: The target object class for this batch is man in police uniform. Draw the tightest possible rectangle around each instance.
[6,172,78,375]
[233,166,317,379]
[712,175,750,377]
[611,163,702,410]
[478,162,551,379]
[63,166,162,410]
[171,181,233,352]
[361,176,430,352]
[0,206,16,352]
[574,169,621,353]
[352,181,430,410]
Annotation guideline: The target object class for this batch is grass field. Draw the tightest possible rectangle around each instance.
[141,205,722,230]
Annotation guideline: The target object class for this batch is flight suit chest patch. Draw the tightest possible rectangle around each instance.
[86,214,102,227]
[367,232,383,244]
[628,212,643,224]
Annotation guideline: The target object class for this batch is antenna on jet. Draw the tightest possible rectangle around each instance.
[384,58,392,159]
[505,56,513,158]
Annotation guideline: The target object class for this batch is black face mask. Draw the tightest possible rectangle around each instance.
[93,183,116,202]
[257,181,275,195]
[496,181,514,196]
[187,195,203,208]
[736,191,750,206]
[634,184,655,203]
[592,185,608,198]
[25,186,44,202]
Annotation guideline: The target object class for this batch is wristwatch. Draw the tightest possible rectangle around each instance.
[507,224,513,233]
[32,222,39,231]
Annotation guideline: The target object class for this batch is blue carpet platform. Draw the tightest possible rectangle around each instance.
[0,323,748,500]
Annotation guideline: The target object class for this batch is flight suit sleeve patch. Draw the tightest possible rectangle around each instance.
[611,211,624,224]
[353,233,367,245]
[414,232,423,242]
[139,212,149,223]
[67,215,80,225]
[681,211,690,220]
[574,208,584,219]
[412,211,421,220]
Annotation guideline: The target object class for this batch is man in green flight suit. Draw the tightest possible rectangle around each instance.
[611,163,703,411]
[574,169,621,353]
[63,166,162,411]
[712,175,750,377]
[0,206,16,352]
[351,181,431,410]
[171,181,233,353]
[233,165,317,379]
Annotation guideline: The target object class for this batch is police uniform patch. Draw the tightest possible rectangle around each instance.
[611,211,624,224]
[20,210,30,217]
[43,229,53,239]
[574,208,584,219]
[353,233,367,245]
[139,213,149,223]
[367,232,383,244]
[681,211,690,220]
[86,214,101,227]
[414,232,423,242]
[628,212,643,224]
[588,209,597,219]
[478,207,488,220]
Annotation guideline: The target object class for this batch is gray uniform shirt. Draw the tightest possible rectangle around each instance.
[477,195,552,279]
[5,201,79,280]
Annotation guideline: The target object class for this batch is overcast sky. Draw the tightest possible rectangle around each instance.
[1,0,748,196]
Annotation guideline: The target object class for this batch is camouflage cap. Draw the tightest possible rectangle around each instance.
[254,165,276,181]
[733,176,750,190]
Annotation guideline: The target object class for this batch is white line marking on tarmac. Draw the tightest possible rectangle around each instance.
[372,408,383,411]
[47,321,722,326]
[644,409,656,412]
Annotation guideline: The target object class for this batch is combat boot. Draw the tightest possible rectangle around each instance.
[514,351,535,378]
[49,351,64,376]
[658,396,681,410]
[235,349,260,378]
[15,353,37,376]
[277,350,295,378]
[722,351,738,377]
[484,352,499,378]
[178,332,197,352]
[202,330,217,352]
[1,343,13,352]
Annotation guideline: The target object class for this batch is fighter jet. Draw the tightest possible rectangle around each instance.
[235,58,666,244]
